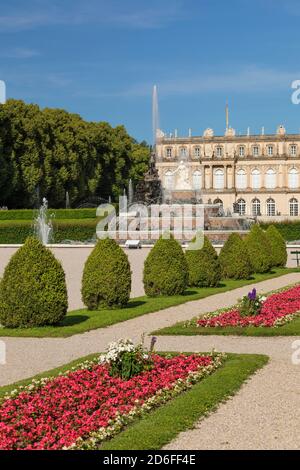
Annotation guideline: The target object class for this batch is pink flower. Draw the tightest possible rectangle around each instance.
[0,354,212,450]
[197,285,300,328]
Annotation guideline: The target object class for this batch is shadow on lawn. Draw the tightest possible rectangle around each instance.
[59,314,90,326]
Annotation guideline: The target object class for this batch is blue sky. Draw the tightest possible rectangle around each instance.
[1,0,300,142]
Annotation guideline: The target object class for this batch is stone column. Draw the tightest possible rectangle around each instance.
[210,166,213,189]
[247,166,251,189]
[201,164,206,190]
[224,165,228,189]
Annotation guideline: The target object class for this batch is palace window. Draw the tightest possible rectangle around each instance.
[236,169,247,189]
[180,147,188,158]
[265,168,276,189]
[266,198,276,216]
[213,168,224,189]
[251,169,261,189]
[252,146,259,157]
[166,147,172,158]
[252,198,261,216]
[267,145,274,156]
[214,198,223,206]
[290,198,299,216]
[164,171,173,190]
[288,168,299,189]
[239,146,245,157]
[216,146,223,158]
[237,198,246,215]
[194,147,201,158]
[192,170,202,190]
[290,145,297,156]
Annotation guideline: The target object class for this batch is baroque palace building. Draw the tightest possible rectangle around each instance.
[155,125,300,219]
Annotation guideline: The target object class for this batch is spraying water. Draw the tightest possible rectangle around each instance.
[34,198,53,245]
[152,85,159,147]
[128,178,134,205]
[65,191,70,209]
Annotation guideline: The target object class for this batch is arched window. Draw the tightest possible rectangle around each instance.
[164,171,173,190]
[236,169,247,189]
[237,198,246,215]
[214,198,223,206]
[213,168,224,189]
[251,169,261,189]
[288,168,299,189]
[192,170,202,190]
[265,168,276,189]
[290,198,299,216]
[252,198,261,216]
[266,198,276,216]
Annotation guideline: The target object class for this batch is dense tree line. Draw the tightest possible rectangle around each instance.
[0,99,150,208]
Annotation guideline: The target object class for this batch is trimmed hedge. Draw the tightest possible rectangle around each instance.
[0,208,97,221]
[260,221,300,242]
[219,233,253,280]
[265,225,287,267]
[81,238,131,309]
[185,236,221,287]
[0,237,68,327]
[0,219,98,243]
[245,225,272,273]
[143,237,188,296]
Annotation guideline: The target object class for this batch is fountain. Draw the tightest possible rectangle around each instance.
[134,85,163,205]
[34,198,53,245]
[65,191,70,209]
[128,179,134,206]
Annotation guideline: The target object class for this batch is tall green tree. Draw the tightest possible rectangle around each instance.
[0,99,149,208]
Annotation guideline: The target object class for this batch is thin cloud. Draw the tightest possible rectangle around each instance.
[0,0,185,32]
[0,47,40,59]
[92,66,300,98]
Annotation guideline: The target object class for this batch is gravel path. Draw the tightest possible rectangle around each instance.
[163,340,300,450]
[0,272,299,449]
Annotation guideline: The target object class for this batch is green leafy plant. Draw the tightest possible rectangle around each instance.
[99,337,156,380]
[143,236,188,296]
[186,236,221,287]
[0,237,68,327]
[81,238,131,309]
[219,233,252,280]
[245,224,272,273]
[265,225,287,267]
[238,288,265,317]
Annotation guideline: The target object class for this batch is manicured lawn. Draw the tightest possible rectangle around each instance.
[154,315,300,336]
[0,352,268,450]
[0,267,298,338]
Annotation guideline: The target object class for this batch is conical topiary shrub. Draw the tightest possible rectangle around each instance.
[185,236,221,287]
[143,236,188,296]
[0,237,68,328]
[265,225,287,267]
[219,233,252,280]
[245,224,272,273]
[82,238,131,309]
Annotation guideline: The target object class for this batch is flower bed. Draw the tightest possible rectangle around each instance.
[197,284,300,328]
[0,353,223,450]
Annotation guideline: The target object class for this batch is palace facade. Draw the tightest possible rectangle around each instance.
[155,125,300,220]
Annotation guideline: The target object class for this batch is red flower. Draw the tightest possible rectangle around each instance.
[0,354,212,450]
[197,285,300,328]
